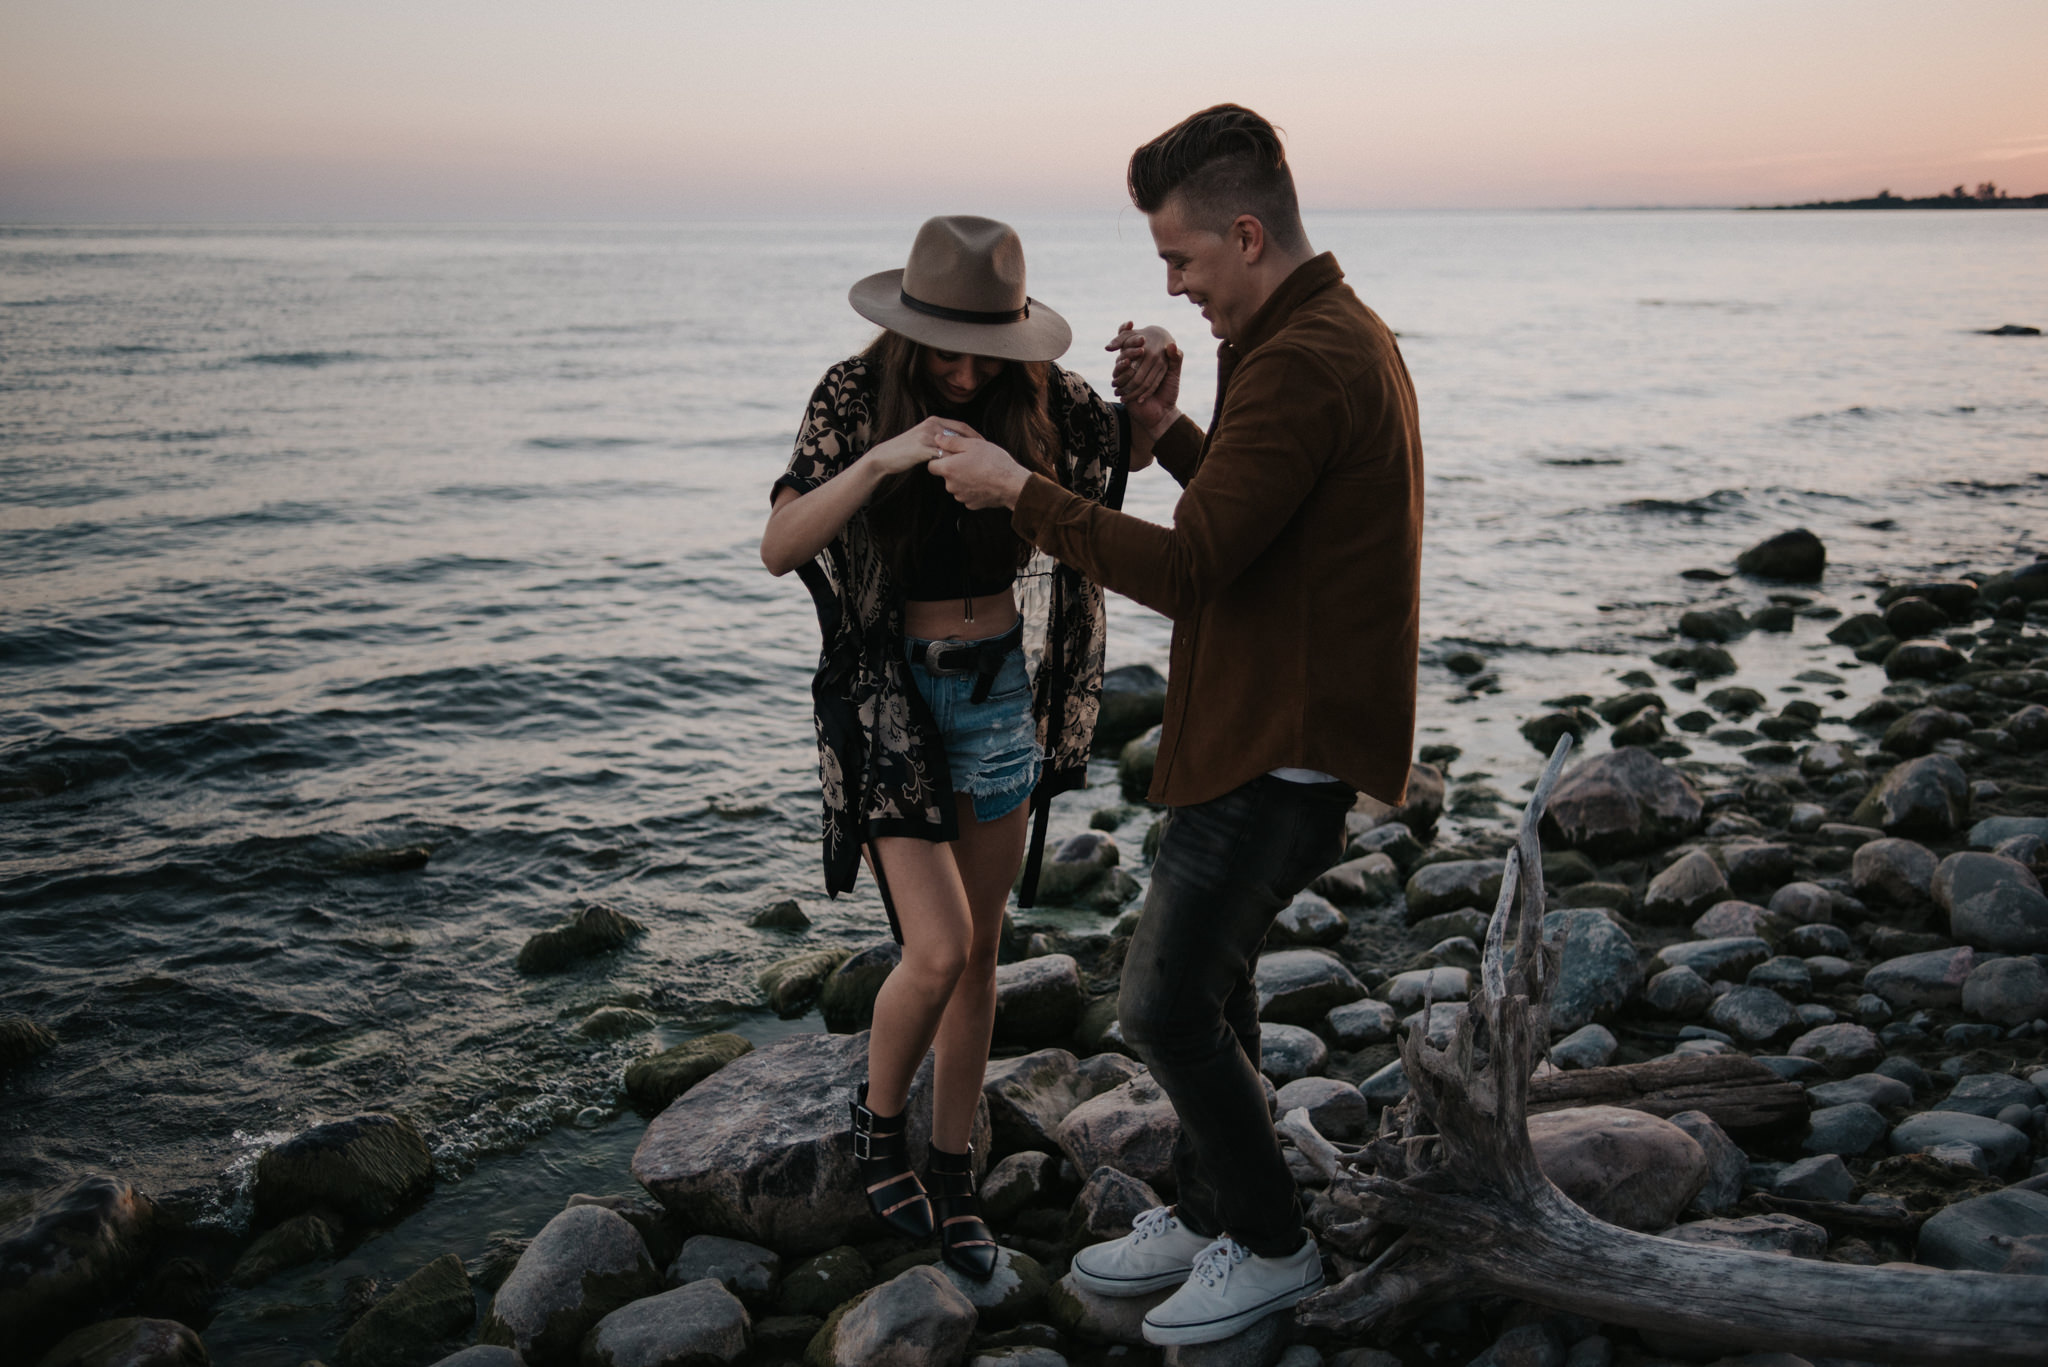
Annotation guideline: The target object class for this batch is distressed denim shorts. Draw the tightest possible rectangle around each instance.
[906,639,1042,824]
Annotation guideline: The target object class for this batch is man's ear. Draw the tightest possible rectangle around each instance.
[1231,214,1267,266]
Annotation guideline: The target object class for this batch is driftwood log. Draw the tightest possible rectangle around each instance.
[1526,1051,1806,1136]
[1278,735,2048,1365]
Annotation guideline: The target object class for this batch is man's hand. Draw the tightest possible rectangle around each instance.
[930,432,1031,511]
[1106,322,1183,440]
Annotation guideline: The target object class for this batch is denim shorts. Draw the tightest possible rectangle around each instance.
[905,639,1043,823]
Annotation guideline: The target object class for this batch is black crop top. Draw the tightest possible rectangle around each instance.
[899,495,1019,602]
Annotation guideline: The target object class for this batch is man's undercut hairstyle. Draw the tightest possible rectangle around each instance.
[1127,104,1306,251]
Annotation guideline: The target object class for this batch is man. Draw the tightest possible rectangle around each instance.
[930,103,1422,1346]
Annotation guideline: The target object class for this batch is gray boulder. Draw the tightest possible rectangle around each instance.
[337,1254,475,1367]
[1851,837,1938,905]
[1550,1024,1618,1070]
[1541,748,1703,856]
[1045,1271,1170,1347]
[1642,851,1729,923]
[581,1280,749,1366]
[1863,947,1978,1010]
[1255,950,1366,1025]
[1403,860,1505,922]
[1275,1077,1372,1141]
[1662,1213,1828,1258]
[1269,892,1349,947]
[1527,909,1642,1034]
[934,1246,1049,1331]
[1665,1110,1744,1214]
[1934,852,2048,952]
[1970,815,2048,848]
[632,1031,988,1255]
[982,1049,1142,1157]
[481,1205,658,1366]
[1800,1103,1888,1157]
[820,943,902,1033]
[229,1210,338,1288]
[1690,899,1767,940]
[1643,966,1714,1018]
[1527,1106,1706,1231]
[1889,1112,2030,1173]
[1766,883,1833,926]
[773,1246,870,1318]
[1785,1023,1883,1077]
[993,955,1086,1047]
[1381,967,1470,1013]
[758,949,850,1017]
[981,1151,1061,1225]
[1916,1188,2048,1274]
[1068,1167,1163,1243]
[1308,853,1401,907]
[1324,998,1399,1048]
[1735,528,1825,581]
[1963,956,2048,1025]
[1258,1024,1328,1084]
[30,1318,207,1367]
[624,1034,753,1112]
[1055,1072,1180,1191]
[253,1113,433,1227]
[1708,986,1795,1044]
[1098,663,1168,752]
[0,1176,156,1339]
[1850,755,1970,838]
[516,904,647,974]
[1654,937,1770,983]
[1934,1073,2042,1119]
[1883,706,1973,758]
[1358,1058,1409,1106]
[665,1235,779,1307]
[1808,1073,1913,1110]
[816,1264,977,1367]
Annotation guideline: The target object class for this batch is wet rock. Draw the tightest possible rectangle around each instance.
[1268,892,1348,948]
[750,899,811,931]
[1851,756,1970,838]
[1655,937,1770,983]
[1307,853,1401,907]
[1664,1213,1828,1259]
[1797,743,1861,781]
[666,1235,779,1307]
[1691,901,1768,939]
[0,1015,57,1070]
[1890,1112,2030,1173]
[336,1253,473,1367]
[1644,965,1715,1018]
[1527,1106,1706,1231]
[229,1210,338,1288]
[1801,1103,1888,1158]
[1385,762,1446,835]
[1882,707,1973,758]
[633,1031,987,1255]
[1403,859,1505,922]
[1735,529,1825,582]
[1045,1271,1169,1347]
[1610,706,1666,748]
[1531,909,1642,1034]
[1765,883,1832,926]
[1542,749,1703,856]
[1723,842,1796,895]
[1883,596,1949,640]
[1851,838,1938,905]
[1963,956,2048,1025]
[32,1318,207,1367]
[1381,967,1470,1013]
[815,1264,977,1367]
[1358,1058,1409,1106]
[993,954,1085,1047]
[774,1245,869,1318]
[1098,664,1168,753]
[1344,821,1427,872]
[983,1050,1142,1157]
[1786,923,1851,958]
[624,1033,754,1112]
[1324,998,1399,1048]
[1916,1188,2048,1274]
[1680,607,1746,643]
[1666,1111,1745,1214]
[1255,950,1367,1025]
[1275,1077,1372,1142]
[1260,1024,1328,1084]
[1809,1073,1912,1110]
[581,1279,749,1366]
[1708,986,1795,1044]
[574,1006,655,1041]
[935,1246,1048,1331]
[1522,709,1597,754]
[516,904,647,974]
[480,1206,656,1366]
[1068,1167,1162,1243]
[819,943,902,1034]
[1550,1024,1618,1070]
[1970,815,2048,848]
[1643,851,1728,923]
[1884,639,1966,681]
[1034,832,1136,912]
[1934,852,2048,952]
[1056,1072,1179,1192]
[1826,613,1888,647]
[1935,1073,2041,1119]
[1746,956,1811,1000]
[1785,1024,1882,1076]
[2006,703,2048,751]
[1119,726,1162,802]
[253,1113,433,1228]
[758,949,850,1017]
[981,1151,1060,1225]
[1863,947,1977,1010]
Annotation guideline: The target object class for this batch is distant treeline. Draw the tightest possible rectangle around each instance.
[1756,181,2048,210]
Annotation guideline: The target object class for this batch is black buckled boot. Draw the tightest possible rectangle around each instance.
[851,1083,934,1239]
[927,1143,998,1281]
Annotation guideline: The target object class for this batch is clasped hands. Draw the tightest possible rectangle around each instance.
[928,323,1182,511]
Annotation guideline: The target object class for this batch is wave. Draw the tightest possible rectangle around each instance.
[237,350,374,368]
[524,436,650,450]
[1618,489,1747,516]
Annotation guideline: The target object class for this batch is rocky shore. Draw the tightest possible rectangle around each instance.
[4,530,2047,1367]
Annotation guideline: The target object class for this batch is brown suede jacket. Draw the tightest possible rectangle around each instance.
[1012,252,1423,808]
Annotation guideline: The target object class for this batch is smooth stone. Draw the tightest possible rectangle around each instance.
[1529,908,1643,1034]
[1969,816,2048,849]
[1274,1076,1372,1142]
[1666,1110,1746,1214]
[1055,1072,1180,1191]
[1935,1072,2042,1119]
[1097,663,1167,752]
[1255,950,1367,1025]
[819,943,903,1034]
[1068,1167,1162,1243]
[1381,966,1471,1013]
[983,1049,1143,1157]
[1850,755,1971,838]
[1882,706,1973,758]
[1466,1323,1566,1367]
[1258,1023,1328,1084]
[633,1032,988,1255]
[1691,900,1769,939]
[1722,842,1796,895]
[1708,986,1796,1043]
[1268,892,1349,948]
[1765,883,1833,927]
[1033,832,1123,908]
[1549,1023,1618,1070]
[1643,965,1715,1018]
[1884,638,1966,681]
[1119,727,1162,802]
[2006,705,2048,752]
[624,1033,754,1112]
[993,955,1086,1047]
[252,1113,434,1227]
[1755,1055,1828,1082]
[666,1235,780,1307]
[335,1254,475,1367]
[1346,821,1427,873]
[1785,923,1852,957]
[573,1002,655,1038]
[1851,837,1939,905]
[1643,850,1729,923]
[480,1206,658,1366]
[516,904,647,974]
[1863,947,1978,1010]
[934,1246,1049,1331]
[1747,956,1811,1000]
[1404,1001,1469,1049]
[229,1210,338,1288]
[1800,1103,1889,1157]
[1889,1112,2030,1173]
[1916,1188,2048,1274]
[1662,1213,1827,1259]
[1808,1073,1913,1110]
[1527,1106,1707,1231]
[1044,1271,1170,1348]
[0,1014,57,1070]
[1403,859,1505,922]
[1358,1057,1409,1106]
[757,949,849,1017]
[1934,852,2048,952]
[1308,853,1402,907]
[581,1280,748,1367]
[773,1246,869,1318]
[981,1151,1061,1226]
[1324,998,1399,1048]
[749,899,811,931]
[1541,748,1704,856]
[817,1264,976,1367]
[1655,937,1771,983]
[1786,1023,1883,1077]
[1963,956,2048,1025]
[1735,528,1825,581]
[31,1318,207,1367]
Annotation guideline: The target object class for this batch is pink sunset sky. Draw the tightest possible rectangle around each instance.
[2,0,2044,221]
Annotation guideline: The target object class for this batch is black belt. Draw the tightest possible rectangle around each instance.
[908,620,1024,704]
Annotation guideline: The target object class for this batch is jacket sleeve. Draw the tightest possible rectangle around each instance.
[1012,345,1345,621]
[772,361,869,503]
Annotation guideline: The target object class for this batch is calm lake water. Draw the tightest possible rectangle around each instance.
[2,211,2045,1359]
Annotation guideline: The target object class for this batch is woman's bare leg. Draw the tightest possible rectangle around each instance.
[930,796,1029,1151]
[865,835,973,1117]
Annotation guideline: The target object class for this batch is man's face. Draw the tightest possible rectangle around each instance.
[1146,194,1251,343]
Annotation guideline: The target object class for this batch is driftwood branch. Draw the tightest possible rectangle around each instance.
[1288,734,2048,1364]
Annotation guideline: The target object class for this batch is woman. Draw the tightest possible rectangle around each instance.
[761,215,1172,1279]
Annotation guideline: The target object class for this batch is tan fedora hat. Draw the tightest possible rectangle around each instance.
[849,215,1072,363]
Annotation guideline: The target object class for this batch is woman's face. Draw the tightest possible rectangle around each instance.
[923,348,1004,406]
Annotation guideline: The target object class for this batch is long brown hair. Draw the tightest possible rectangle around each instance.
[862,329,1060,588]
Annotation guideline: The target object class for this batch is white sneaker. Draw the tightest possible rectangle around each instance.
[1069,1206,1213,1296]
[1140,1232,1325,1345]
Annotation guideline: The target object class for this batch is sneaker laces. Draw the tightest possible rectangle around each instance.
[1189,1235,1252,1289]
[1128,1206,1178,1244]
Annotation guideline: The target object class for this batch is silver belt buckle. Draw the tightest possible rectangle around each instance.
[927,641,972,675]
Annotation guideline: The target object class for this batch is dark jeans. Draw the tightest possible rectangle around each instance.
[1117,773,1353,1257]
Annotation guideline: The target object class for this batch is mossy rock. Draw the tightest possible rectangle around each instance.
[758,948,852,1017]
[515,904,647,974]
[623,1032,754,1111]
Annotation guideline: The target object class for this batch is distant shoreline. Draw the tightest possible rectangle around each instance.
[1751,189,2048,211]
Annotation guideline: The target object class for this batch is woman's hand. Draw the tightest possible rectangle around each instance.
[862,415,979,477]
[762,416,985,575]
[1106,323,1182,440]
[929,431,1030,511]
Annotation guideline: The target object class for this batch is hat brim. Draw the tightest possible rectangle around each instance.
[849,269,1072,363]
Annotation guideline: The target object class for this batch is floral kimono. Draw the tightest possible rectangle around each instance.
[772,355,1128,930]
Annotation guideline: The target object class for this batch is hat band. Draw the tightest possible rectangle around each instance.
[899,288,1030,326]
